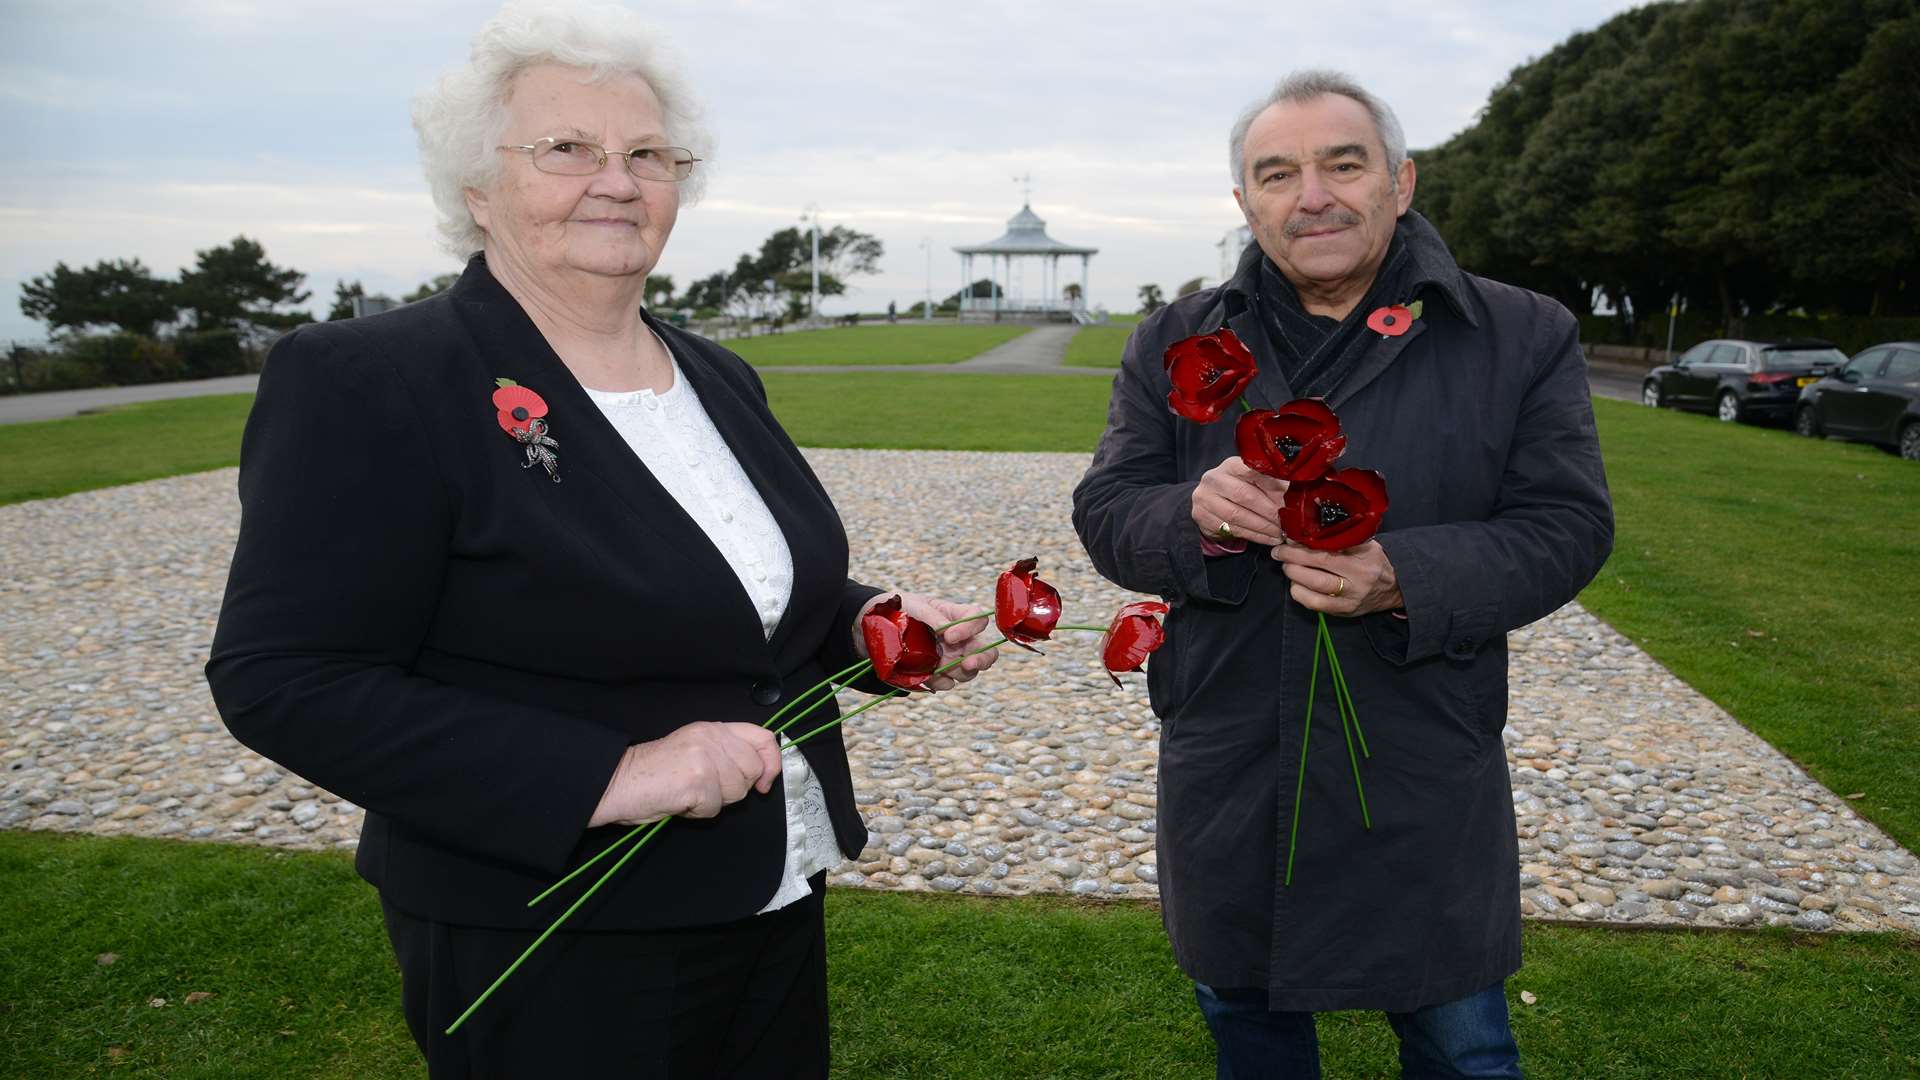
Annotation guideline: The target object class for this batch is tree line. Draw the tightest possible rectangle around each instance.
[1415,0,1919,345]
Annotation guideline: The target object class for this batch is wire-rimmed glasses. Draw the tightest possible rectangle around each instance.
[498,137,700,182]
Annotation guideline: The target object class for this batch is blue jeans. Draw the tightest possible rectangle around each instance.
[1194,981,1521,1079]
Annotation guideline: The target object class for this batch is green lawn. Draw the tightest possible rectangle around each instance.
[1579,399,1920,850]
[759,372,1113,451]
[1062,323,1135,368]
[3,832,1914,1079]
[0,395,254,507]
[724,325,1030,366]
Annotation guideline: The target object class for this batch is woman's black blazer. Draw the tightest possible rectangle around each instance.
[206,255,879,930]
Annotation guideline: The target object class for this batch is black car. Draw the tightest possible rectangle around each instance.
[1641,338,1846,423]
[1794,341,1920,460]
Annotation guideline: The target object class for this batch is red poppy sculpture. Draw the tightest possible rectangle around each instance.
[1278,468,1390,551]
[1163,328,1258,423]
[1236,397,1347,482]
[859,595,943,690]
[1100,600,1169,687]
[994,557,1063,652]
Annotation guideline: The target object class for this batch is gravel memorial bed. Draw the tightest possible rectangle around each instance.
[3,450,1916,934]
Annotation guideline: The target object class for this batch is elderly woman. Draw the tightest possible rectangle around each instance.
[204,3,993,1075]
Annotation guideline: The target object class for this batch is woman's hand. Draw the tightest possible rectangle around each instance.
[853,591,998,691]
[588,722,782,828]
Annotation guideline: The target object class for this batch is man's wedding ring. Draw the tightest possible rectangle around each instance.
[1333,575,1348,598]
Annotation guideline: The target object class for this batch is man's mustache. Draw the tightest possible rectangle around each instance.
[1283,211,1363,238]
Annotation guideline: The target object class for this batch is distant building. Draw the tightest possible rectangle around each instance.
[351,295,402,318]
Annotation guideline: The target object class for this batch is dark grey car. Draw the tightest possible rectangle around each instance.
[1642,338,1846,423]
[1794,341,1920,460]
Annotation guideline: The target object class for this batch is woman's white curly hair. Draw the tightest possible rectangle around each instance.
[413,0,712,257]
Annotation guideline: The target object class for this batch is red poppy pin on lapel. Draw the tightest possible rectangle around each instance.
[493,378,560,482]
[1365,299,1424,338]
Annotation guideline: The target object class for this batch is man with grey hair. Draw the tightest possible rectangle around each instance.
[1073,71,1612,1077]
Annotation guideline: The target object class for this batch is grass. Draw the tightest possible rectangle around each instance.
[759,372,1114,451]
[1580,399,1920,850]
[0,395,252,507]
[1062,323,1135,368]
[3,831,1915,1079]
[723,325,1030,366]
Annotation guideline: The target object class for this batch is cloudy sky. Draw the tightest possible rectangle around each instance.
[1,0,1643,344]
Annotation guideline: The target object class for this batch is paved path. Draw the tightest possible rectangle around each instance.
[0,375,260,424]
[3,452,1916,931]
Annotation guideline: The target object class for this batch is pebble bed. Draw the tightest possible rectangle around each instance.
[3,450,1916,935]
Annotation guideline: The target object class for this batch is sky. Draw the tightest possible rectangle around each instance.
[1,0,1647,344]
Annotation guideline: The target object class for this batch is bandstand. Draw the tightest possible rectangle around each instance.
[953,202,1098,320]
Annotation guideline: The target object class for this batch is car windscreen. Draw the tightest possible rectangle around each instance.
[1760,348,1845,371]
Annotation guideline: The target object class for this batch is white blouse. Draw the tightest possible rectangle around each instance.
[581,355,842,915]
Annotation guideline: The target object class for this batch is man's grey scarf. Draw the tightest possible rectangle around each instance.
[1246,210,1462,401]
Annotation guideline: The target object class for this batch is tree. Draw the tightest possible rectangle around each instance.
[327,280,366,321]
[19,258,179,338]
[1138,284,1166,314]
[175,236,310,335]
[1063,282,1083,303]
[643,274,675,309]
[679,271,730,314]
[693,224,887,321]
[404,273,461,303]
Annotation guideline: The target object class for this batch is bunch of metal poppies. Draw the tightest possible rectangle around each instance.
[1164,327,1387,885]
[448,558,1169,1033]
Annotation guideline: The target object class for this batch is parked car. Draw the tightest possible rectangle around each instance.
[1641,338,1846,423]
[1793,341,1920,460]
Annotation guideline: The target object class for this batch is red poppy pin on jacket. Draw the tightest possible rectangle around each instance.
[1365,299,1424,339]
[493,378,560,482]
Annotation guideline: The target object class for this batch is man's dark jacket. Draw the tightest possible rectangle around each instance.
[1072,211,1613,1011]
[206,255,879,930]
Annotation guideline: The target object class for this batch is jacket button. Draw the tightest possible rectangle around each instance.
[750,679,782,706]
[1451,638,1476,656]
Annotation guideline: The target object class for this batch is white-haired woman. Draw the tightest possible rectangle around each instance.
[206,3,993,1074]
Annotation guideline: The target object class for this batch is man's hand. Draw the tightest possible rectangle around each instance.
[1190,456,1290,547]
[1271,539,1403,616]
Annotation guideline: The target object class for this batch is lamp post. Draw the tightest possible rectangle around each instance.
[919,237,933,322]
[801,203,821,325]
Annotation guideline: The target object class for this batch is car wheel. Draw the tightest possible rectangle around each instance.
[1794,405,1823,438]
[1642,381,1664,408]
[1716,390,1742,423]
[1902,421,1920,462]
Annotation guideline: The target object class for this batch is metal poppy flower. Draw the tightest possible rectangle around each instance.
[860,595,942,690]
[1278,468,1390,551]
[1163,328,1258,424]
[492,384,549,435]
[994,556,1063,652]
[1365,305,1414,337]
[1100,600,1169,688]
[1235,397,1347,482]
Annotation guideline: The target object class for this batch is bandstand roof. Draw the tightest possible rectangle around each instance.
[954,203,1098,256]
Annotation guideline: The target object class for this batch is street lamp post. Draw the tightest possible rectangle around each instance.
[919,237,933,322]
[802,203,821,325]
